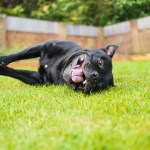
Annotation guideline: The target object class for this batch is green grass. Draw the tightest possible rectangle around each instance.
[0,45,31,55]
[0,61,150,150]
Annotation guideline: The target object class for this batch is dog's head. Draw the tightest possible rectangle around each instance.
[63,45,118,93]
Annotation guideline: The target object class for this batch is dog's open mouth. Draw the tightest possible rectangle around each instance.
[71,56,86,89]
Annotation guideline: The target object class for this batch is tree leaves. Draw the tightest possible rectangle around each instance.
[0,0,149,26]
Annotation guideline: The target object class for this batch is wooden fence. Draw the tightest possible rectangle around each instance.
[0,15,150,55]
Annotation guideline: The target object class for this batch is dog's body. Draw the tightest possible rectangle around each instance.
[0,40,118,93]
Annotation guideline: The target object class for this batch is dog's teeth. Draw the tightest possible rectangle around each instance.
[80,58,84,62]
[83,80,86,85]
[44,64,48,68]
[76,65,80,68]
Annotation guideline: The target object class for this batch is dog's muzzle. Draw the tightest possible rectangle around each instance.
[63,54,103,93]
[71,55,101,93]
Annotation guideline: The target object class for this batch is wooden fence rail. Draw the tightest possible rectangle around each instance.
[0,15,150,54]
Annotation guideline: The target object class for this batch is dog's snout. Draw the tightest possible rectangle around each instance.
[91,71,99,79]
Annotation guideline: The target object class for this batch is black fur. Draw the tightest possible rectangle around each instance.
[0,40,118,93]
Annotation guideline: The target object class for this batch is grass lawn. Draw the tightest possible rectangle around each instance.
[0,61,150,150]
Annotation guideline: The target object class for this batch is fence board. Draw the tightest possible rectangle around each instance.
[104,21,131,36]
[6,16,59,34]
[67,24,98,37]
[137,16,150,30]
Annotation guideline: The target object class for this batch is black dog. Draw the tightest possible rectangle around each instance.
[0,40,118,93]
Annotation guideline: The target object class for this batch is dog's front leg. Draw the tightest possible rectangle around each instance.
[0,42,47,65]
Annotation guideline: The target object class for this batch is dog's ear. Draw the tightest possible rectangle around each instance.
[104,45,118,58]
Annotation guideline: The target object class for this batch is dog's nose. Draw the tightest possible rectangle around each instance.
[91,71,99,79]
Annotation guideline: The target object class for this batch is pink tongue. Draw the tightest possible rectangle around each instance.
[72,68,84,83]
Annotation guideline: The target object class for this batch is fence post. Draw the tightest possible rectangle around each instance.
[58,23,67,39]
[0,15,7,48]
[97,27,104,48]
[130,20,141,54]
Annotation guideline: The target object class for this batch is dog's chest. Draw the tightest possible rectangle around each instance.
[39,57,65,84]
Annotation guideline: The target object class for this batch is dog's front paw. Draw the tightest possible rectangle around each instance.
[0,56,9,65]
[0,62,6,67]
[0,62,8,75]
[0,62,7,70]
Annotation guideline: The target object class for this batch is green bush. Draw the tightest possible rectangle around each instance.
[0,0,149,26]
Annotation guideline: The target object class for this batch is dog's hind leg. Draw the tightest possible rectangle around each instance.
[0,43,46,65]
[0,63,42,85]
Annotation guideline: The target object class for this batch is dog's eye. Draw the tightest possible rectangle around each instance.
[98,59,103,67]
